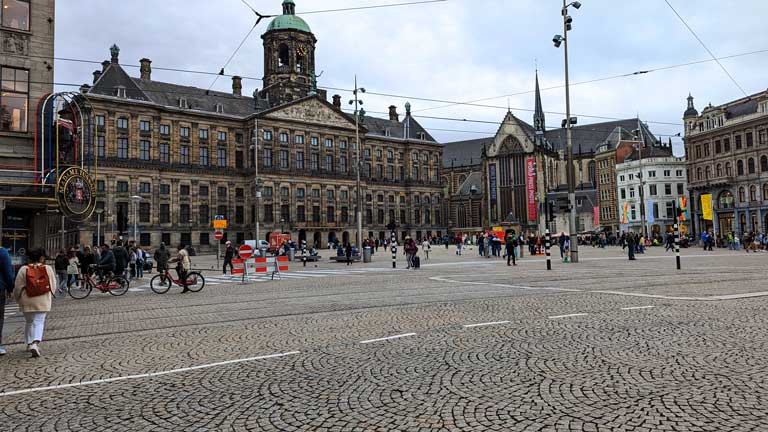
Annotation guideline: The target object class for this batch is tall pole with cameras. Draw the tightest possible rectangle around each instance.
[553,0,582,263]
[350,76,366,250]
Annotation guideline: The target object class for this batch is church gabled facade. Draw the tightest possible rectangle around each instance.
[443,71,661,235]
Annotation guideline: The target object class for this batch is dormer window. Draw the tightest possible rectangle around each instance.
[417,132,426,140]
[179,98,188,109]
[215,103,224,114]
[384,129,391,137]
[760,101,768,113]
[115,86,126,98]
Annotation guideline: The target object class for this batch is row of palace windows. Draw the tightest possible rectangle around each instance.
[693,130,768,158]
[695,156,768,181]
[106,201,440,227]
[102,179,442,207]
[97,115,243,144]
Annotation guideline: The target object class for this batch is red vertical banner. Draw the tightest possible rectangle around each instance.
[593,206,599,227]
[525,158,537,223]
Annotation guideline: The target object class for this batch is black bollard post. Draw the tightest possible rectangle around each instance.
[545,229,552,271]
[391,230,397,269]
[674,223,681,270]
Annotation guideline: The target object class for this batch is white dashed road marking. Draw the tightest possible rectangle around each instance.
[360,333,416,344]
[0,351,301,398]
[548,313,588,319]
[463,321,510,328]
[621,305,656,310]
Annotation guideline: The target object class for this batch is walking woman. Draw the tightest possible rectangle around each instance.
[13,248,56,358]
[67,249,80,289]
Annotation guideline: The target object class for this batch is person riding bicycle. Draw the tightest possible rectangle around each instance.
[95,244,116,282]
[169,244,191,294]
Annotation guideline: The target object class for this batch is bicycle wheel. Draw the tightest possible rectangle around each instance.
[107,276,130,296]
[68,282,92,299]
[186,272,205,292]
[150,274,171,294]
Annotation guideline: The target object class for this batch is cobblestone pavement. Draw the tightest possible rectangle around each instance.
[1,246,767,431]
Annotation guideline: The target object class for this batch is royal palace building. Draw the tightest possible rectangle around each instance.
[75,0,444,250]
[684,91,768,237]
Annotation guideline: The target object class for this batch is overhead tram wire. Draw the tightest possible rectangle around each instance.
[414,48,768,113]
[205,0,447,92]
[663,0,748,97]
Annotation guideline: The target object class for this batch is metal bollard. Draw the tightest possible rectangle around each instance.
[391,230,397,269]
[301,239,307,267]
[545,229,552,271]
[674,223,681,270]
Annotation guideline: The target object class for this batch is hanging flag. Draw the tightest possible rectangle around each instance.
[646,200,654,224]
[620,202,629,224]
[678,197,689,221]
[593,206,599,226]
[701,194,713,221]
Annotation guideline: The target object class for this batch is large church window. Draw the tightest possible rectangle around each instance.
[278,44,290,68]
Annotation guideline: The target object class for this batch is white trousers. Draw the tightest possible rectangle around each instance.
[24,312,47,345]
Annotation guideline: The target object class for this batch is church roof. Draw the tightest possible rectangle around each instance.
[544,118,657,156]
[442,137,489,167]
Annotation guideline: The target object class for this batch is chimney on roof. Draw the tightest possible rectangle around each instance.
[332,94,341,110]
[101,60,110,72]
[139,58,152,80]
[232,75,242,96]
[92,70,102,84]
[389,105,399,122]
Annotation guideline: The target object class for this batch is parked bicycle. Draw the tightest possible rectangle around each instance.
[68,265,130,299]
[150,269,205,294]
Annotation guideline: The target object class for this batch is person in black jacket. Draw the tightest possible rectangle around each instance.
[54,249,68,292]
[154,243,170,279]
[223,241,234,274]
[96,244,116,281]
[112,241,128,278]
[506,233,518,266]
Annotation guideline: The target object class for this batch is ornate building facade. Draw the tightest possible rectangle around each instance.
[75,0,444,250]
[0,0,55,258]
[684,91,768,237]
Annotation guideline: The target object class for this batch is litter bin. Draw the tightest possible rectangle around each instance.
[363,246,372,263]
[258,247,268,258]
[288,248,296,261]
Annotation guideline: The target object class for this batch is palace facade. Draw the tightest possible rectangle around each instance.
[75,0,444,250]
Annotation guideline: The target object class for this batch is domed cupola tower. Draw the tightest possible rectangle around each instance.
[261,0,318,106]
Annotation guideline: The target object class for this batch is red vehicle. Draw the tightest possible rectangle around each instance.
[68,266,129,299]
[269,232,291,252]
[150,268,205,294]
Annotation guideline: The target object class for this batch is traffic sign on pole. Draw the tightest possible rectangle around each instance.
[214,231,224,241]
[238,244,254,260]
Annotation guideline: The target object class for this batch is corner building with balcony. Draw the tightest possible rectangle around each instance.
[684,91,768,238]
[76,0,444,250]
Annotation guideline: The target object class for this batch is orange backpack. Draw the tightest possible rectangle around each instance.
[25,265,51,297]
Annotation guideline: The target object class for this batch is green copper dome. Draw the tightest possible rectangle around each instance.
[267,0,311,33]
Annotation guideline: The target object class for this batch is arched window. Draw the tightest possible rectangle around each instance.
[588,160,596,186]
[739,186,746,203]
[705,166,711,180]
[748,158,756,174]
[718,190,734,209]
[278,44,290,68]
[696,167,702,180]
[762,156,768,172]
[726,162,732,176]
[737,160,745,176]
[763,184,768,202]
[716,164,723,177]
[750,185,757,202]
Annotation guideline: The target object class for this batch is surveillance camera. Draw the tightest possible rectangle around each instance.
[572,1,581,9]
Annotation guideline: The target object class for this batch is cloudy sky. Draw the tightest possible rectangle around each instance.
[55,0,768,155]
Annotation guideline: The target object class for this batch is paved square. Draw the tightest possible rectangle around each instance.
[1,247,767,431]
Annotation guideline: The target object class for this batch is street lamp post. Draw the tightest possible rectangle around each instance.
[131,195,142,244]
[251,118,261,243]
[349,76,366,249]
[95,209,104,246]
[553,0,582,263]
